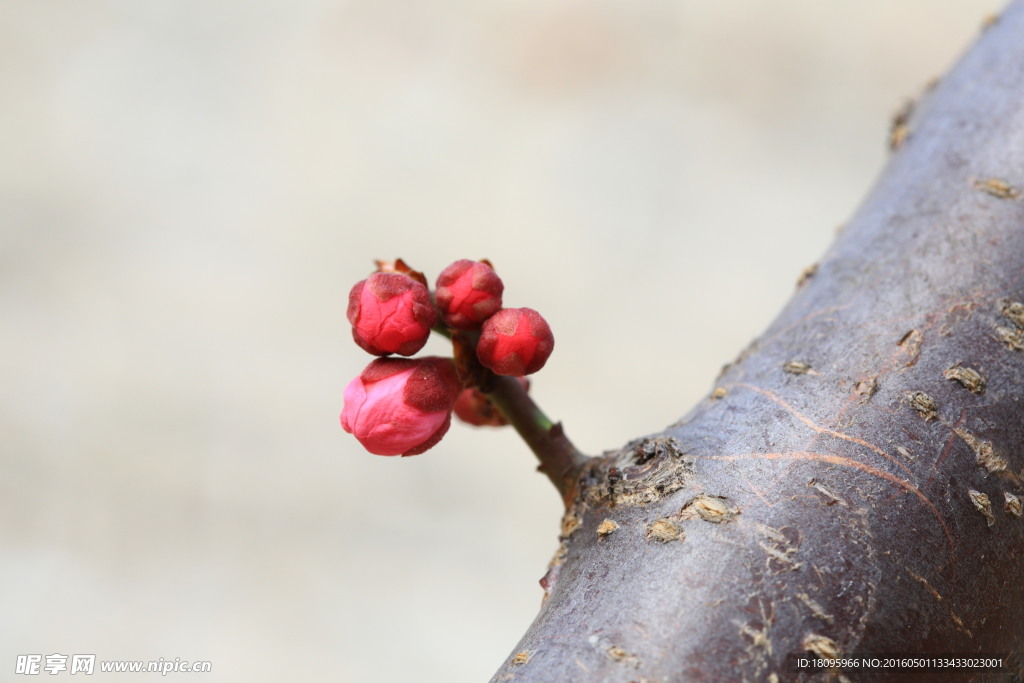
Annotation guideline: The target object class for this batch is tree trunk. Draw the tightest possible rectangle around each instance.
[493,5,1024,682]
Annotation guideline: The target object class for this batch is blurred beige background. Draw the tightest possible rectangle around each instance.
[0,1,1003,680]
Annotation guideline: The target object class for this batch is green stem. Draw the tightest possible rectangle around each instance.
[431,323,589,507]
[485,375,589,508]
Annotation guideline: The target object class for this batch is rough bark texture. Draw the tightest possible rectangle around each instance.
[493,6,1024,682]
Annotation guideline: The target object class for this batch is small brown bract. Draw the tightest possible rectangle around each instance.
[889,124,910,150]
[897,329,924,366]
[797,592,834,623]
[711,387,728,400]
[1001,300,1024,328]
[646,518,684,543]
[596,519,619,536]
[783,361,813,375]
[956,429,1008,475]
[944,365,986,393]
[889,99,914,151]
[907,391,937,420]
[512,651,531,666]
[606,646,638,666]
[680,495,737,523]
[1005,492,1022,518]
[973,177,1019,199]
[803,633,840,659]
[853,377,878,402]
[560,511,582,538]
[996,326,1024,351]
[968,489,995,527]
[807,479,844,506]
[797,263,818,287]
[756,523,801,571]
[975,441,1007,474]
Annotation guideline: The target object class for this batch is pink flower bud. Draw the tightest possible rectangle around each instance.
[348,273,438,356]
[476,308,554,376]
[453,377,528,427]
[435,259,504,329]
[453,389,504,426]
[341,357,461,456]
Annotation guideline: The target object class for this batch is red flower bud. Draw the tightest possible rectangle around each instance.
[435,259,504,329]
[348,273,438,356]
[476,308,554,376]
[453,377,529,427]
[341,357,461,456]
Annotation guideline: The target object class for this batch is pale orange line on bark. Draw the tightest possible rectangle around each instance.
[702,450,956,573]
[758,302,854,349]
[930,408,967,487]
[734,468,778,508]
[730,382,913,477]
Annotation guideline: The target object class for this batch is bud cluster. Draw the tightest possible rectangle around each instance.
[340,259,555,456]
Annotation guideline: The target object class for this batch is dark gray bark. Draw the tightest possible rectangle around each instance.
[493,5,1024,682]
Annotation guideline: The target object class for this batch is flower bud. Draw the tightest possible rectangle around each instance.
[435,259,504,329]
[476,308,554,376]
[453,377,529,427]
[348,273,438,356]
[341,357,461,456]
